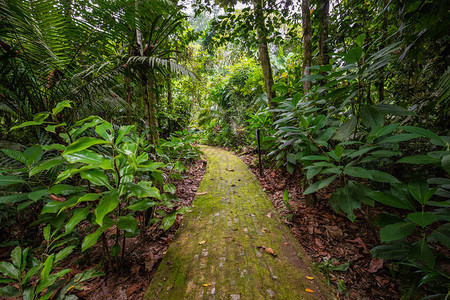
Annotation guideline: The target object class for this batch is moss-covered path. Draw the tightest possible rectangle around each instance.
[145,146,332,299]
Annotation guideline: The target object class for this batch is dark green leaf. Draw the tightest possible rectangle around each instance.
[63,150,105,165]
[408,174,429,204]
[126,200,157,211]
[397,155,439,164]
[49,184,85,195]
[442,154,450,174]
[401,126,442,142]
[0,286,20,297]
[95,190,119,226]
[380,222,416,242]
[29,157,65,177]
[110,244,120,257]
[367,170,400,184]
[115,125,135,146]
[343,46,363,63]
[407,212,437,227]
[65,207,90,234]
[361,106,384,129]
[368,191,414,210]
[333,117,357,141]
[374,104,416,116]
[344,166,373,179]
[11,246,21,269]
[162,212,177,231]
[0,175,25,186]
[63,137,109,156]
[117,215,137,233]
[81,169,111,188]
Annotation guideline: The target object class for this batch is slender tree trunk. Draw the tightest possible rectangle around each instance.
[167,74,173,133]
[142,76,152,143]
[378,0,389,102]
[126,76,132,124]
[253,0,276,109]
[318,0,330,67]
[147,75,159,145]
[302,0,313,92]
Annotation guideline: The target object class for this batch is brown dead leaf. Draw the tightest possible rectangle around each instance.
[145,261,154,272]
[368,257,384,273]
[195,191,207,195]
[266,248,277,256]
[348,237,368,251]
[199,240,206,245]
[50,194,66,202]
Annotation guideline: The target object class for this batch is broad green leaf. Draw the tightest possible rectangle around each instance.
[356,33,366,47]
[379,134,418,144]
[11,246,21,269]
[49,184,85,195]
[65,207,90,234]
[347,146,378,158]
[28,189,48,201]
[0,286,20,297]
[371,242,410,261]
[0,149,26,164]
[433,226,450,247]
[343,166,373,179]
[42,144,65,151]
[380,222,416,242]
[407,212,437,228]
[138,162,166,172]
[81,169,111,188]
[367,170,401,184]
[397,155,439,164]
[343,46,363,63]
[164,183,176,194]
[82,216,114,252]
[442,154,450,174]
[162,212,177,231]
[95,122,114,142]
[411,238,435,268]
[63,137,109,156]
[408,174,429,204]
[41,197,78,214]
[10,118,48,130]
[95,190,119,226]
[306,167,322,180]
[36,268,72,295]
[318,175,337,189]
[126,200,157,211]
[117,215,137,233]
[124,182,160,199]
[63,150,104,165]
[334,145,344,160]
[401,126,442,142]
[40,254,54,281]
[333,117,357,141]
[45,123,66,134]
[110,244,120,257]
[115,125,135,146]
[361,106,384,129]
[331,185,360,222]
[52,100,72,115]
[0,262,19,279]
[301,155,329,161]
[23,264,42,286]
[76,193,101,204]
[43,224,51,242]
[0,193,28,204]
[54,246,75,263]
[374,104,416,116]
[24,145,43,166]
[368,191,414,210]
[29,157,65,177]
[0,175,25,186]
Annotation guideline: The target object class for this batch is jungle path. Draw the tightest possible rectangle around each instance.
[145,146,332,300]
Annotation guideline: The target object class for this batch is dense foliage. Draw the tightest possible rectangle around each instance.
[0,0,448,298]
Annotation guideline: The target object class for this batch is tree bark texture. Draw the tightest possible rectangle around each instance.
[147,75,159,145]
[318,0,330,67]
[302,0,313,92]
[253,0,276,109]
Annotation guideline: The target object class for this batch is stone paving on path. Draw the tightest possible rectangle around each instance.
[145,146,333,300]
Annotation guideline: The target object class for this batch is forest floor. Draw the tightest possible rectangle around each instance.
[237,147,402,299]
[145,146,332,299]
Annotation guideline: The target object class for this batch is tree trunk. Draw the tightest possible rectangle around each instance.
[318,0,330,67]
[126,76,132,124]
[147,75,159,145]
[302,0,313,92]
[253,0,276,109]
[167,75,173,133]
[378,0,389,102]
[142,76,152,143]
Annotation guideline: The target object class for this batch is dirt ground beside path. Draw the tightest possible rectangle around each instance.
[238,149,402,299]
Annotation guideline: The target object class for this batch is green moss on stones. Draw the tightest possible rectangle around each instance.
[144,146,334,300]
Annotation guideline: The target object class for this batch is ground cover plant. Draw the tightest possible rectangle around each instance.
[1,0,449,298]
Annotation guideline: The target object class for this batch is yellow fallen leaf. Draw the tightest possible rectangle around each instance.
[203,283,211,287]
[306,276,314,280]
[163,251,167,255]
[305,288,314,293]
[266,247,277,256]
[199,240,206,245]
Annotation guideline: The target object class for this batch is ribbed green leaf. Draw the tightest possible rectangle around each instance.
[29,157,65,177]
[0,175,25,186]
[407,212,437,228]
[343,166,373,179]
[367,170,400,184]
[368,191,414,210]
[62,137,109,156]
[81,169,111,188]
[397,155,439,164]
[380,222,416,242]
[65,207,90,234]
[95,190,119,226]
